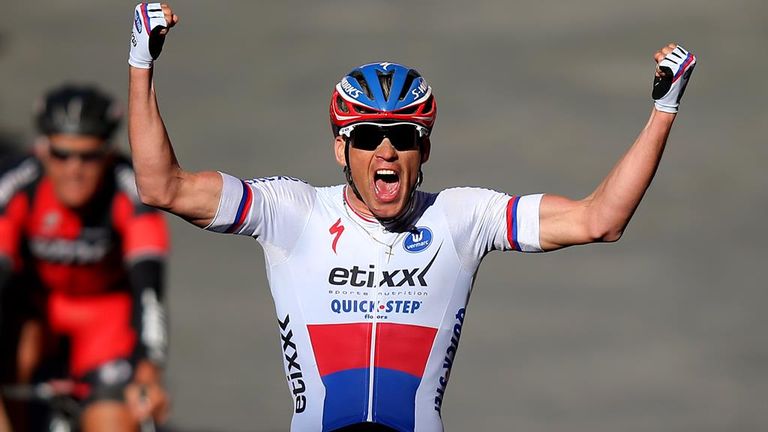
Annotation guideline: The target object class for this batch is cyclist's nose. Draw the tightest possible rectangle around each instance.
[375,138,397,160]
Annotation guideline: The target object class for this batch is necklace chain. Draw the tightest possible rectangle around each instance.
[342,190,400,261]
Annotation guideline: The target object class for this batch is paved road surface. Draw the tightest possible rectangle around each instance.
[1,1,766,430]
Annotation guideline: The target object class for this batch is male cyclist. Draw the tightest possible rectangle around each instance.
[0,84,170,431]
[127,3,695,431]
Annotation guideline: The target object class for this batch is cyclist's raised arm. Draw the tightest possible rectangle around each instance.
[538,43,696,251]
[128,3,221,227]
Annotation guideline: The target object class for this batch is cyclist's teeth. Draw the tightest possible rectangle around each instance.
[375,170,398,183]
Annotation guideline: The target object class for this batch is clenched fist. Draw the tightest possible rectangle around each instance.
[652,43,696,113]
[128,3,179,69]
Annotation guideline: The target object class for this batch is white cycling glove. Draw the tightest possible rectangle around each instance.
[652,45,696,113]
[128,3,168,69]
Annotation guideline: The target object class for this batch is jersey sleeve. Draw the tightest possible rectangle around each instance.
[0,156,40,270]
[0,195,27,270]
[204,172,316,254]
[112,200,170,366]
[439,187,543,268]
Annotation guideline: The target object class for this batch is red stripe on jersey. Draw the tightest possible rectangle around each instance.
[225,182,253,234]
[235,183,253,229]
[374,323,437,378]
[308,323,372,376]
[506,196,521,251]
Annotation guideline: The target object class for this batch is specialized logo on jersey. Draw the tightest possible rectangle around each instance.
[329,218,344,254]
[403,226,433,253]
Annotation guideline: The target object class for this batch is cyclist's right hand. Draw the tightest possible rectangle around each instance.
[129,3,179,69]
[124,361,170,424]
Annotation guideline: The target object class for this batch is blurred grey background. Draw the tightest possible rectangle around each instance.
[2,0,767,431]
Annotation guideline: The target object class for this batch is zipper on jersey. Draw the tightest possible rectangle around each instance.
[365,244,382,422]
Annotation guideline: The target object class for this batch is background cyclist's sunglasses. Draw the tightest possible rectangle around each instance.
[49,146,108,163]
[341,123,429,151]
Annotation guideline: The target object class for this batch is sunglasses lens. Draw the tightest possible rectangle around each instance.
[49,147,106,162]
[350,125,420,151]
[350,125,384,150]
[49,147,73,160]
[385,125,419,151]
[79,152,105,162]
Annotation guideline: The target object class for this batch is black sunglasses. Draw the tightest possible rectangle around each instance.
[344,123,428,152]
[49,146,108,163]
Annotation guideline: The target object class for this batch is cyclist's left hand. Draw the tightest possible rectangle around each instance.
[125,360,170,424]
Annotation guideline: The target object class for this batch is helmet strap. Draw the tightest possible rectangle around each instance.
[343,139,365,202]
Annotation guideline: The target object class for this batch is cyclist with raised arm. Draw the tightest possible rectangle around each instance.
[0,84,170,431]
[127,3,695,431]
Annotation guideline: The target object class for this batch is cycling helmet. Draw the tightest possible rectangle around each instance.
[36,84,122,141]
[330,62,437,136]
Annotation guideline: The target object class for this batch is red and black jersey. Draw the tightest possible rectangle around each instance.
[0,154,168,293]
[0,154,169,376]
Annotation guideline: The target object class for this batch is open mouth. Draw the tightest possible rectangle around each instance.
[373,169,400,202]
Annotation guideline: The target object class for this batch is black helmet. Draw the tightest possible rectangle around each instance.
[36,84,122,141]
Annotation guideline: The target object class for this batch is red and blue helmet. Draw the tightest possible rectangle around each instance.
[330,62,437,136]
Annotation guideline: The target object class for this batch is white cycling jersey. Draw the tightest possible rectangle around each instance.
[205,173,543,432]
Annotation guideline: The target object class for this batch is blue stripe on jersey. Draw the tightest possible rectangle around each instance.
[321,368,369,431]
[372,368,421,431]
[511,196,520,249]
[225,181,250,233]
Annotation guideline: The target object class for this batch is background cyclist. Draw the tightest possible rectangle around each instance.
[0,84,170,431]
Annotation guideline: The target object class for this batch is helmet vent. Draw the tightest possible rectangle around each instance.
[335,95,349,113]
[398,70,421,101]
[353,105,376,114]
[396,106,418,115]
[376,70,394,100]
[349,71,372,100]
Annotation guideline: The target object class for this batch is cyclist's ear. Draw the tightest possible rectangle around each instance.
[334,136,347,168]
[420,137,431,164]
